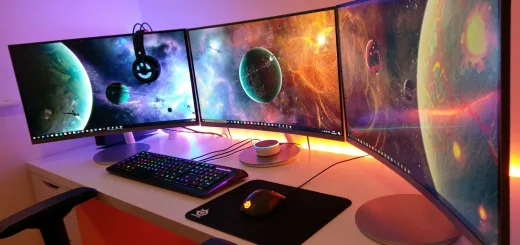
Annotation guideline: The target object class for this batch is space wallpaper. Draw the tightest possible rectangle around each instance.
[338,0,501,244]
[10,30,196,138]
[189,9,343,133]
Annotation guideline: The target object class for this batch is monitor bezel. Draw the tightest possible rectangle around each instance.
[8,29,200,145]
[336,0,510,244]
[187,7,346,142]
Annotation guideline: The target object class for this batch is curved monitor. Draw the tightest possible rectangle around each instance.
[188,8,345,141]
[337,0,509,244]
[9,29,199,144]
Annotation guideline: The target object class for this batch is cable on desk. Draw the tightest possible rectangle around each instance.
[163,128,225,138]
[285,155,369,197]
[182,127,229,138]
[180,127,222,137]
[198,139,258,162]
[191,138,253,160]
[280,142,301,147]
[202,141,301,162]
[201,146,253,162]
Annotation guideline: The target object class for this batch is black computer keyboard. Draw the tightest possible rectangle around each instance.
[106,151,248,197]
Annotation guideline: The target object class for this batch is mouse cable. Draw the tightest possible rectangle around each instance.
[287,155,369,195]
[198,139,259,162]
[163,128,225,138]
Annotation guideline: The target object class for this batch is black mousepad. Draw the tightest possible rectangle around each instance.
[185,180,352,245]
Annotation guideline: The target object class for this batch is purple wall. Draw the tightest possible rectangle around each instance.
[0,1,141,244]
[138,0,350,30]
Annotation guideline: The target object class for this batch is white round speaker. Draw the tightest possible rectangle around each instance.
[254,140,281,156]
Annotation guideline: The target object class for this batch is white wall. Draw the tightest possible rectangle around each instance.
[0,1,142,244]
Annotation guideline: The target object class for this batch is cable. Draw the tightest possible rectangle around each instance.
[202,141,299,162]
[163,128,224,138]
[133,22,153,34]
[286,155,369,196]
[227,128,232,139]
[191,138,253,160]
[181,127,227,138]
[132,23,142,34]
[141,22,153,32]
[198,139,258,162]
[202,146,253,162]
[280,142,301,147]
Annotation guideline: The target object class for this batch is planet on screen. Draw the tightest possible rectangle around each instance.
[338,0,501,244]
[10,31,197,138]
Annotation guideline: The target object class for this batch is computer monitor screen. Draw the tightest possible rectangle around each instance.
[338,0,507,244]
[188,8,344,140]
[9,30,198,144]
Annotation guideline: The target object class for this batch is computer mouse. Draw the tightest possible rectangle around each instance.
[240,189,286,217]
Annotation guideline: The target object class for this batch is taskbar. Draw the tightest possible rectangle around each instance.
[202,119,342,137]
[347,133,411,175]
[32,118,197,140]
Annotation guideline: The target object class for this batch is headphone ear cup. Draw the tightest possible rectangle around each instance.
[132,56,161,84]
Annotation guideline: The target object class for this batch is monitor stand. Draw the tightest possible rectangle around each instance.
[93,132,151,165]
[238,133,301,168]
[355,194,461,245]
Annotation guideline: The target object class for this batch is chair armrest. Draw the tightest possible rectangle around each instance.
[0,187,98,239]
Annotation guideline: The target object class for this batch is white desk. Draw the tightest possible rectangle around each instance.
[27,132,518,244]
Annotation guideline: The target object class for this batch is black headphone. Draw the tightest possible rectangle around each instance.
[132,23,161,84]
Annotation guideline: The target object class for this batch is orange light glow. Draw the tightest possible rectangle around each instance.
[452,141,462,161]
[184,126,520,177]
[478,205,488,221]
[244,200,251,209]
[510,163,520,177]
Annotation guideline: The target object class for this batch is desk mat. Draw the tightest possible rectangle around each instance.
[185,180,351,245]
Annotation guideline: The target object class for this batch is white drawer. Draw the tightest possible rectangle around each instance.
[30,172,68,202]
[29,172,83,245]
